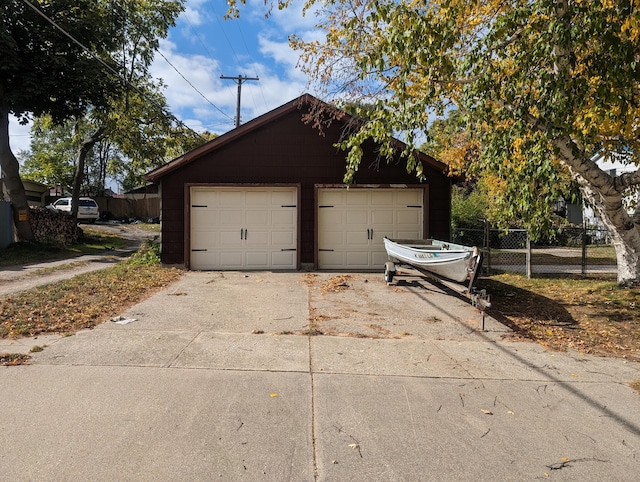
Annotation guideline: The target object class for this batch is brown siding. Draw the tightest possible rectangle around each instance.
[159,107,451,267]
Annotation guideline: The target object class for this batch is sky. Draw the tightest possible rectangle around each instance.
[8,0,321,154]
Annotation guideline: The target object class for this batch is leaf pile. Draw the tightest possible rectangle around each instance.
[0,353,31,366]
[321,275,352,293]
[0,262,182,339]
[482,274,640,361]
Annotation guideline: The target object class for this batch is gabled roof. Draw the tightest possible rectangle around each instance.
[145,93,449,183]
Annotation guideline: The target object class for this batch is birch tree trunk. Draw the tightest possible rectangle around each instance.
[552,136,640,287]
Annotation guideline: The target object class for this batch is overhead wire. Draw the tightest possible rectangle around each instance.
[179,9,236,129]
[20,0,207,140]
[155,48,234,122]
[235,21,269,111]
[204,1,267,119]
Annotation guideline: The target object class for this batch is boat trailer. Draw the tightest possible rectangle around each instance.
[384,249,492,330]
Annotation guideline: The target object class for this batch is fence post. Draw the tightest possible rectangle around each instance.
[526,232,532,279]
[581,222,587,276]
[483,219,491,276]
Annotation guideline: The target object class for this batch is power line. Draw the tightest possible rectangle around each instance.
[234,21,269,110]
[20,0,205,140]
[155,49,234,121]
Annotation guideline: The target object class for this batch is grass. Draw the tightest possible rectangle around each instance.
[478,274,640,361]
[1,241,182,339]
[0,228,131,267]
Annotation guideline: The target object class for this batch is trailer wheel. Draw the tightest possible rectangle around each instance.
[384,262,396,284]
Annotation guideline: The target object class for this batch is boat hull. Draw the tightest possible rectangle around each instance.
[384,238,476,283]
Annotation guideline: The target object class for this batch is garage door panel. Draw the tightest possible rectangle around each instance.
[345,190,368,205]
[397,190,422,204]
[190,187,297,270]
[245,190,270,205]
[272,231,295,245]
[219,230,242,247]
[191,209,218,228]
[319,208,343,225]
[191,190,214,206]
[245,210,269,225]
[318,188,423,270]
[272,209,295,225]
[245,251,269,267]
[192,231,218,248]
[346,210,369,224]
[272,251,296,267]
[319,230,343,246]
[371,210,394,224]
[219,251,243,267]
[219,210,244,225]
[346,252,370,267]
[318,251,343,268]
[372,251,390,267]
[371,191,394,205]
[319,190,343,205]
[272,190,297,204]
[191,251,218,269]
[346,231,368,245]
[397,209,421,225]
[219,191,244,206]
[246,230,269,245]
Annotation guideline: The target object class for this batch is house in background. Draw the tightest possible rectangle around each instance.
[145,94,456,271]
[124,184,159,200]
[1,179,49,207]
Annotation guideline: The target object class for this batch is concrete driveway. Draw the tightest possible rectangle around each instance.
[2,271,640,481]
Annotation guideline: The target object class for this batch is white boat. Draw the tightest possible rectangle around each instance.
[383,237,479,283]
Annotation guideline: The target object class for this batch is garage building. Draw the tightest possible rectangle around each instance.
[145,94,454,270]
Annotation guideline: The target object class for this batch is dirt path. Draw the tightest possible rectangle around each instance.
[0,222,156,297]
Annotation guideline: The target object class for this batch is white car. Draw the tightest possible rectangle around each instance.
[49,197,100,222]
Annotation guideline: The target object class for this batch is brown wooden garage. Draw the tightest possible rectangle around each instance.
[145,94,454,270]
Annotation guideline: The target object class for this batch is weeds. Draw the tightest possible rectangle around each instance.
[0,243,182,339]
[0,353,31,366]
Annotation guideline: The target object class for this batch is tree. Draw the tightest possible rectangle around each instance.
[230,0,640,286]
[19,116,78,193]
[1,0,187,231]
[21,86,212,197]
[422,108,580,231]
[1,0,122,239]
[64,0,185,218]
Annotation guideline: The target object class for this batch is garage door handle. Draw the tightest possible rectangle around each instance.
[192,249,207,252]
[319,249,334,252]
[280,248,296,251]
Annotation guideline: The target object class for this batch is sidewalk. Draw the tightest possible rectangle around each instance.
[1,271,639,480]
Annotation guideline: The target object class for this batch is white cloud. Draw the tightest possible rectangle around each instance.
[8,116,32,155]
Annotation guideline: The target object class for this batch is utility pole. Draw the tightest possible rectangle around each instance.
[220,74,259,128]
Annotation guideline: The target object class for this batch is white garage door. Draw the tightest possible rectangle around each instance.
[318,188,424,269]
[190,186,297,270]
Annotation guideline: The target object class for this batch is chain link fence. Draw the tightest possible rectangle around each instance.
[452,224,617,278]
